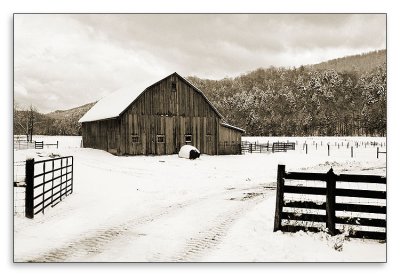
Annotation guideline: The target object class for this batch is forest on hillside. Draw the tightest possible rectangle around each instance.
[310,49,386,74]
[13,102,95,138]
[188,63,386,136]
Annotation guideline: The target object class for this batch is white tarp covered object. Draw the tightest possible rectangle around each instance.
[178,145,201,160]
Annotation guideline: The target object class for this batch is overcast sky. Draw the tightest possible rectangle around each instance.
[14,14,386,113]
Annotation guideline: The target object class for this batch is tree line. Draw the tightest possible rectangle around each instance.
[13,102,94,138]
[187,63,386,136]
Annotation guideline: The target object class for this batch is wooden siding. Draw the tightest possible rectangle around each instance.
[82,119,120,154]
[119,74,221,155]
[82,73,243,156]
[218,124,242,155]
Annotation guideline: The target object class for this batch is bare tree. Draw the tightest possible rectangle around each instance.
[14,103,41,142]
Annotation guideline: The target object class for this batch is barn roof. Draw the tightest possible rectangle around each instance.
[79,72,223,123]
[220,122,246,133]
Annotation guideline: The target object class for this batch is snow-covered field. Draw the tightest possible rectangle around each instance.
[13,136,386,262]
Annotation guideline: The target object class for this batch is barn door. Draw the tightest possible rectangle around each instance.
[165,117,174,154]
[156,117,166,155]
[148,116,156,155]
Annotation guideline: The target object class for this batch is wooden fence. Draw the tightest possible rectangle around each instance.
[274,165,386,240]
[35,141,43,149]
[25,156,73,219]
[272,142,295,153]
[35,140,59,149]
[377,147,387,159]
[241,141,295,154]
[14,139,59,150]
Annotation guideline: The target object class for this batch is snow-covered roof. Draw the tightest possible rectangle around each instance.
[79,74,167,123]
[220,122,245,133]
[79,86,142,122]
[79,72,223,123]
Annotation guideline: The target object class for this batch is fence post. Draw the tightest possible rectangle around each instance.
[25,158,35,219]
[250,143,252,154]
[71,157,74,194]
[328,144,330,156]
[377,147,379,159]
[351,146,353,158]
[305,143,308,154]
[274,165,285,232]
[57,141,59,149]
[326,168,336,235]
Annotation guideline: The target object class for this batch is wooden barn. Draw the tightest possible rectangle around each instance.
[79,72,245,155]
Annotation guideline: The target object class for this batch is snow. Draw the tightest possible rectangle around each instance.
[79,74,168,123]
[13,136,386,262]
[203,198,385,262]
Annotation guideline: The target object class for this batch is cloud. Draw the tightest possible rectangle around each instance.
[14,14,386,113]
[14,83,28,97]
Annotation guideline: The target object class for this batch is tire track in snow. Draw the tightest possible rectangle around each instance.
[153,192,267,262]
[19,199,200,262]
[19,185,273,262]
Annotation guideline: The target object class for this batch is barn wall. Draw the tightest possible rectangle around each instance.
[218,125,242,155]
[82,119,120,154]
[119,74,220,155]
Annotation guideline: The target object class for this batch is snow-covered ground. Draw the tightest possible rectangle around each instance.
[13,136,386,262]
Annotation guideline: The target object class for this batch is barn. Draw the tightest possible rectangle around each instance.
[79,72,245,155]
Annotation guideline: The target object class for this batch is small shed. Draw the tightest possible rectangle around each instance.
[79,72,245,155]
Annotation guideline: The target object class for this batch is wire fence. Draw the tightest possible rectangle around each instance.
[14,186,26,216]
[14,140,36,150]
[14,161,26,186]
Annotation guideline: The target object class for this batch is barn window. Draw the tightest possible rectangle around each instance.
[185,135,192,144]
[132,135,139,143]
[171,82,177,92]
[157,135,165,143]
[206,134,212,142]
